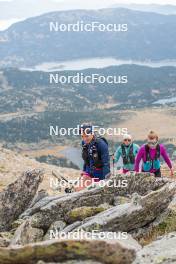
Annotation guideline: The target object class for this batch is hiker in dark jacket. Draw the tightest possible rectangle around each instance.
[135,130,174,177]
[81,124,110,181]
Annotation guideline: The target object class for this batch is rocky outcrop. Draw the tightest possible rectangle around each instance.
[1,169,176,264]
[10,219,44,246]
[0,169,44,232]
[134,232,176,264]
[43,221,66,241]
[0,232,13,247]
[0,236,138,264]
[19,173,169,231]
[70,182,176,233]
[133,193,176,244]
[0,147,79,195]
[0,237,10,247]
[10,179,176,247]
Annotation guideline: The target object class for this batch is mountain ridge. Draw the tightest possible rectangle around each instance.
[1,8,176,67]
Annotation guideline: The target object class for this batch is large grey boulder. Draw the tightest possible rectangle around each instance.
[0,236,137,264]
[0,169,44,232]
[20,173,169,230]
[72,182,176,233]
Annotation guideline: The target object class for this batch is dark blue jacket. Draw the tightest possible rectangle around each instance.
[82,137,110,180]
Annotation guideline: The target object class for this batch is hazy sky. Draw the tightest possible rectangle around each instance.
[1,0,176,5]
[0,0,176,30]
[45,0,176,5]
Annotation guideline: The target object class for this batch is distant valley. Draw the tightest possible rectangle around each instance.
[0,7,176,169]
[0,65,176,149]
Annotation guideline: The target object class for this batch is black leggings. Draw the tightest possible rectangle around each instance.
[154,169,161,177]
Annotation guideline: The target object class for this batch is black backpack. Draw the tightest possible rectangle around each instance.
[145,144,160,161]
[82,137,108,168]
[121,144,135,165]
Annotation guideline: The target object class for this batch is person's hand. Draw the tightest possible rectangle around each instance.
[170,168,174,177]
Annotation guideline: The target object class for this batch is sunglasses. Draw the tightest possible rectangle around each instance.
[124,139,131,142]
[148,141,157,146]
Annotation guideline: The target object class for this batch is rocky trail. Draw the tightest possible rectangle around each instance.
[0,163,176,264]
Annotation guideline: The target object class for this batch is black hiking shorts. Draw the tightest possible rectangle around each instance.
[154,169,161,178]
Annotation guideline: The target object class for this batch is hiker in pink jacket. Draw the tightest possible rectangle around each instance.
[135,130,174,177]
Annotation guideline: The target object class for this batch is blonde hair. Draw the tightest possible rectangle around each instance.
[147,130,159,141]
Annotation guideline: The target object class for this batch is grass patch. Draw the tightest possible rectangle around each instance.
[139,212,176,246]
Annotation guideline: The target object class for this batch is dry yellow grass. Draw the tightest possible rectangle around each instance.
[21,145,66,159]
[0,147,80,194]
[108,107,176,143]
